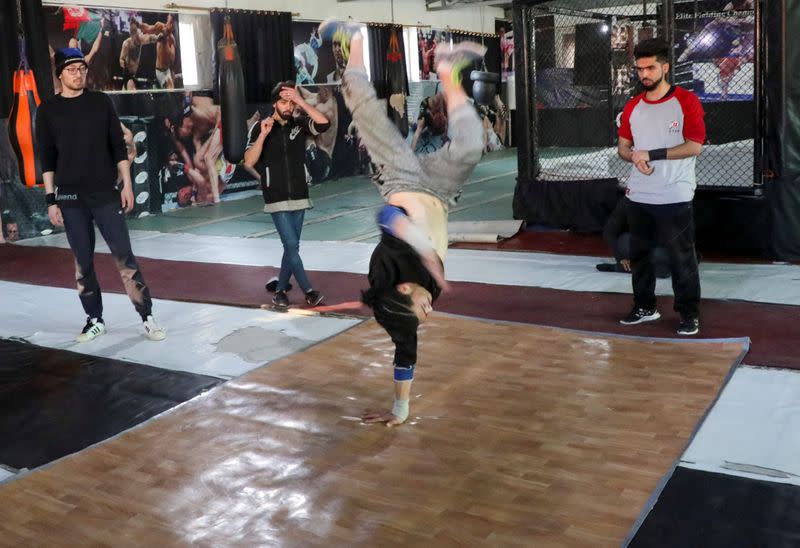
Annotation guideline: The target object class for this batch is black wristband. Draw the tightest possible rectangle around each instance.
[45,193,57,206]
[649,148,668,161]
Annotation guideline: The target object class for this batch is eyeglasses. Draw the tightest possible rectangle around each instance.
[63,65,88,75]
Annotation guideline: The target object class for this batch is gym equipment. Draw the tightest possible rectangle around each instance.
[217,17,247,164]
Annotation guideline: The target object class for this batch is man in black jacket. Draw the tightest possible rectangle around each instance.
[244,81,331,308]
[37,48,165,343]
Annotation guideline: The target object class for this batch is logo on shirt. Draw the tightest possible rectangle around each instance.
[669,120,681,134]
[289,126,302,141]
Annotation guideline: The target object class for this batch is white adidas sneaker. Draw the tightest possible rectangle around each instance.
[143,315,166,341]
[76,317,105,343]
[142,314,167,341]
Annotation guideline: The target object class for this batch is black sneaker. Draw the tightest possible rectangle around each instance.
[305,290,324,307]
[265,277,292,293]
[272,291,290,308]
[619,307,661,325]
[677,316,700,336]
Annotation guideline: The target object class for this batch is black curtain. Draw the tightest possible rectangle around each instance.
[452,32,499,96]
[367,24,408,99]
[765,0,800,259]
[574,22,610,86]
[210,9,293,104]
[367,24,409,136]
[0,0,54,117]
[483,35,501,76]
[534,15,555,71]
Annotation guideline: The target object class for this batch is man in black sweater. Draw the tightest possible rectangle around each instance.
[37,48,165,343]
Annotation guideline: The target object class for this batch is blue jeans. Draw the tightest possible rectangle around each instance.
[271,209,312,293]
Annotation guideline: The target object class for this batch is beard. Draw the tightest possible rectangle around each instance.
[278,108,292,120]
[641,74,664,91]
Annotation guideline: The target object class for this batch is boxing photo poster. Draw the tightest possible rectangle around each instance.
[611,20,637,110]
[292,21,347,86]
[673,0,755,101]
[417,29,449,81]
[495,20,514,81]
[290,21,371,184]
[44,6,183,92]
[111,91,261,212]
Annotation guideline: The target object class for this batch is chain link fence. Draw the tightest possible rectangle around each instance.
[523,0,758,190]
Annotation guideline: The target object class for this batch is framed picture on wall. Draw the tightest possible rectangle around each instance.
[495,20,514,81]
[44,6,183,92]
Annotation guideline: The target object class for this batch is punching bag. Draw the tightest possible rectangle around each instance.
[8,35,42,187]
[471,70,499,106]
[386,28,409,138]
[217,17,247,164]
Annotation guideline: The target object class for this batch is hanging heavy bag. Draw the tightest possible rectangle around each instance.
[8,34,43,187]
[386,28,409,138]
[217,17,247,164]
[471,70,499,106]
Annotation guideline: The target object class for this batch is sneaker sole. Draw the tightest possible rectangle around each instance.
[677,328,699,336]
[76,329,105,343]
[619,312,661,325]
[318,18,361,42]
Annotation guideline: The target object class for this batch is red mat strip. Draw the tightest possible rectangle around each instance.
[1,244,796,370]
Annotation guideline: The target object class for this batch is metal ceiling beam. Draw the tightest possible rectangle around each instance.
[426,0,511,11]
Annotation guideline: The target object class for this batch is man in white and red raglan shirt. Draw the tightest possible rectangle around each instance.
[617,38,706,336]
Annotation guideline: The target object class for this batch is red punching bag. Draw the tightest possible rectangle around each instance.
[8,35,43,187]
[217,17,247,164]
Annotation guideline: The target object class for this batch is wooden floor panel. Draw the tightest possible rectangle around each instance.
[0,316,745,547]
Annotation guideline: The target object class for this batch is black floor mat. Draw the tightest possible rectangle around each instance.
[0,338,223,470]
[629,466,800,547]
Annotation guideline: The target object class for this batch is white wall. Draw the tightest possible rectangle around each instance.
[52,0,505,33]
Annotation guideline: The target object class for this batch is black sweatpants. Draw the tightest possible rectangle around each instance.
[627,198,701,318]
[61,201,152,321]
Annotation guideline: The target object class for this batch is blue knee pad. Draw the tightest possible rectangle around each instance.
[377,204,408,237]
[394,364,415,381]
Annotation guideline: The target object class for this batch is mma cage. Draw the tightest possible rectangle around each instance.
[513,0,760,189]
[509,0,787,239]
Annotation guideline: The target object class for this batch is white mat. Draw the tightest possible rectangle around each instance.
[448,220,524,243]
[681,365,800,486]
[19,231,800,306]
[0,281,359,380]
